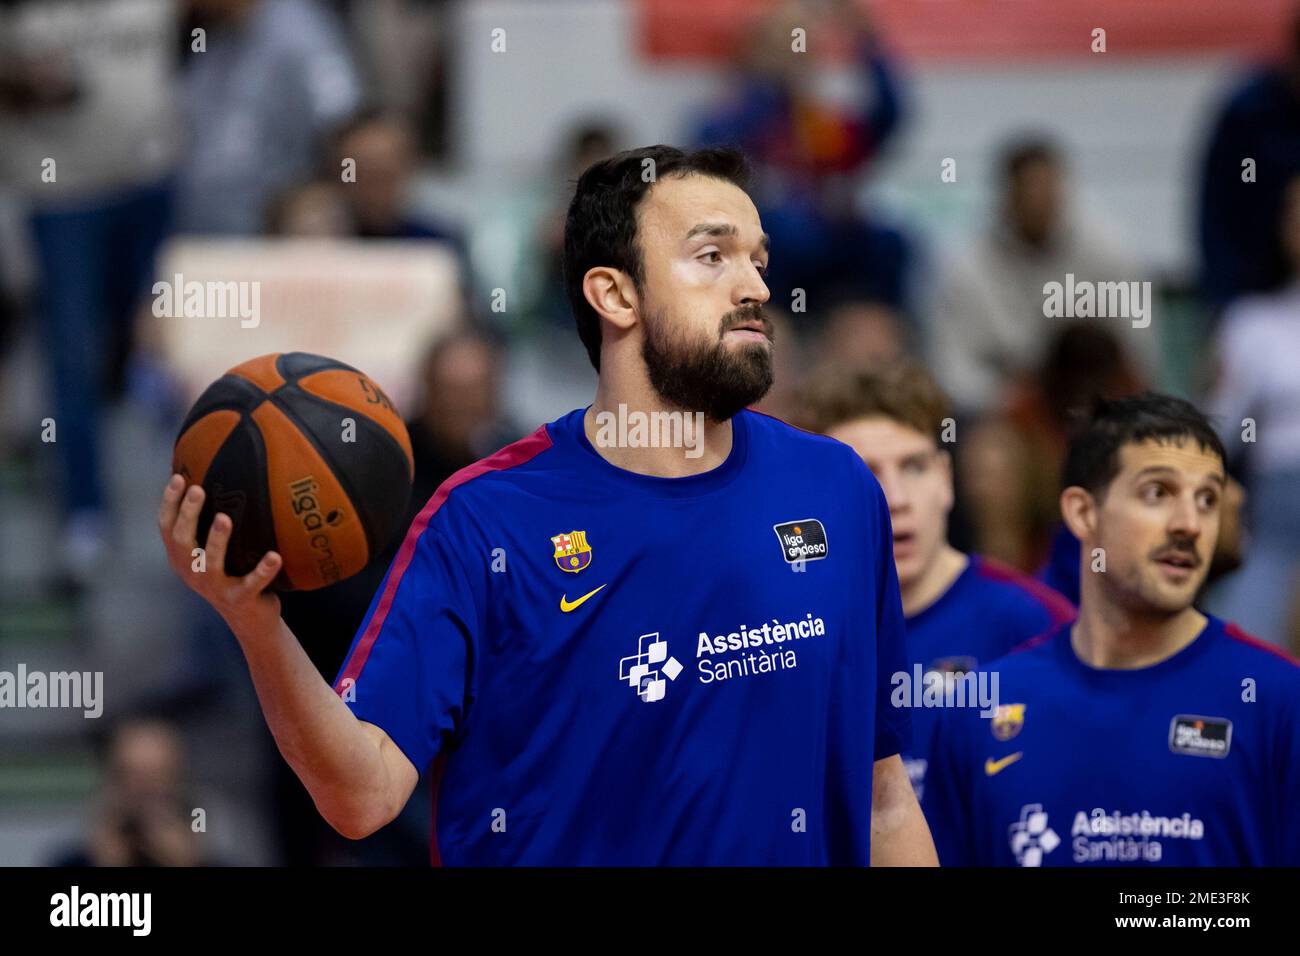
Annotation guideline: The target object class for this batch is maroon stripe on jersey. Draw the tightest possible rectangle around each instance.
[1224,621,1300,668]
[333,424,554,695]
[974,554,1077,625]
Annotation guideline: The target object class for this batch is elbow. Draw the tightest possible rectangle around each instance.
[323,798,398,841]
[330,816,378,842]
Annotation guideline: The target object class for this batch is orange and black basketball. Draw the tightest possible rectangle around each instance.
[172,352,414,591]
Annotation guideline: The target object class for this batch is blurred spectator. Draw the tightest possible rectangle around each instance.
[1004,321,1147,575]
[694,0,909,318]
[175,0,362,235]
[521,121,621,334]
[0,0,180,582]
[49,717,222,867]
[0,284,16,368]
[328,108,462,244]
[955,321,1146,574]
[266,179,351,236]
[343,0,455,159]
[750,308,804,422]
[975,320,1148,584]
[927,136,1153,417]
[1198,7,1300,310]
[265,111,468,286]
[809,297,906,377]
[1204,173,1300,645]
[405,327,517,507]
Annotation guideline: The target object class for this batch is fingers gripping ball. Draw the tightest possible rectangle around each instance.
[172,353,414,590]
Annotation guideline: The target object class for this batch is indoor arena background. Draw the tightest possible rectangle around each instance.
[0,0,1297,865]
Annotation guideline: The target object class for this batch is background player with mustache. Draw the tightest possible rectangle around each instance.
[923,394,1300,866]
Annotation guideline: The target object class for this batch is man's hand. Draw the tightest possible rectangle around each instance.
[157,474,417,839]
[157,474,283,639]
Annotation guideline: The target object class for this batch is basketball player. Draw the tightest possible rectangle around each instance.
[922,394,1300,865]
[158,145,937,865]
[803,363,1075,801]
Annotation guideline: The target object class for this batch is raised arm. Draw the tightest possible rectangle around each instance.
[158,475,417,839]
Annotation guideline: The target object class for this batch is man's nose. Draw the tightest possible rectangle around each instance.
[736,263,770,306]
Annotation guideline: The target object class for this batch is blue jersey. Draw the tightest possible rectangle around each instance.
[334,407,910,865]
[902,556,1074,800]
[1036,522,1081,606]
[922,614,1300,866]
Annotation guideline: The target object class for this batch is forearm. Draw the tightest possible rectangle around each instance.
[233,616,404,838]
[872,798,938,866]
[871,755,939,866]
[157,480,414,839]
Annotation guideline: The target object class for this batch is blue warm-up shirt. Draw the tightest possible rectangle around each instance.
[922,614,1300,866]
[333,408,911,865]
[902,556,1074,800]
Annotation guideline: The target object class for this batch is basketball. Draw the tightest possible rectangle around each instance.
[172,352,414,591]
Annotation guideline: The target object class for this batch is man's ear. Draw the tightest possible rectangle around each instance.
[582,266,639,333]
[1060,485,1097,541]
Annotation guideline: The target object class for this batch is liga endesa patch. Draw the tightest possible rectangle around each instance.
[1168,715,1232,758]
[772,519,829,563]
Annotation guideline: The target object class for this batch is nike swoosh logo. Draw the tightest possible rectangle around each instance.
[559,584,607,613]
[985,752,1024,776]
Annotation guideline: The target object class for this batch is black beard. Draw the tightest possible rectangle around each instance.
[640,304,775,422]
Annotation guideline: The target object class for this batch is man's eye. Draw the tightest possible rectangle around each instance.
[700,251,722,264]
[755,262,769,277]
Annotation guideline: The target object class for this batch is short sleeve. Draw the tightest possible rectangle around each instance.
[868,469,912,761]
[920,707,976,866]
[332,524,481,775]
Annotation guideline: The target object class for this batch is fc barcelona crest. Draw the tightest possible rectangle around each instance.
[991,703,1026,741]
[551,530,593,573]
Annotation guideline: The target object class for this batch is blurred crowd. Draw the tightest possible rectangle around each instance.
[1,0,1299,865]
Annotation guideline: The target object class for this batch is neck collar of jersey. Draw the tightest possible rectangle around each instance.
[554,405,750,499]
[1056,612,1222,682]
[904,552,975,624]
